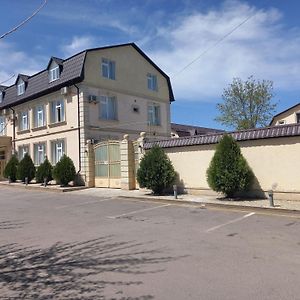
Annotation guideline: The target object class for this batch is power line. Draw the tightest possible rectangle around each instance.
[0,0,48,40]
[0,74,15,85]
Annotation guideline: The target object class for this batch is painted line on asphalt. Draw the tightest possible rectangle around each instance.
[107,204,171,219]
[55,198,112,209]
[206,212,255,233]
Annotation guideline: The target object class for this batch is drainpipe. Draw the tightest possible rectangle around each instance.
[74,84,81,174]
[9,107,16,154]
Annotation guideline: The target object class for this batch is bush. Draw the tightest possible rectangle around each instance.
[206,134,253,198]
[137,145,176,195]
[17,153,36,183]
[52,154,76,186]
[36,157,53,184]
[4,154,19,182]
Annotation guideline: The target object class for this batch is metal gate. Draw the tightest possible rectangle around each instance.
[94,141,121,188]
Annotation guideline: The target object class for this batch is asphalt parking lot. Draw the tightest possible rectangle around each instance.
[0,187,299,300]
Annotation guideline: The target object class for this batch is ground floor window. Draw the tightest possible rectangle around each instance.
[51,140,65,164]
[18,145,29,160]
[34,143,46,165]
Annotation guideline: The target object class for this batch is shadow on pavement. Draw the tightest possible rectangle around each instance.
[0,236,183,299]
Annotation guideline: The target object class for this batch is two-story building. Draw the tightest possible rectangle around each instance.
[269,103,300,126]
[0,43,174,183]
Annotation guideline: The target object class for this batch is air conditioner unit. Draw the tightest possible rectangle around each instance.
[88,95,98,103]
[60,87,69,95]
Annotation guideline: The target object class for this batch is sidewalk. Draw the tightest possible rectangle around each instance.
[73,188,300,212]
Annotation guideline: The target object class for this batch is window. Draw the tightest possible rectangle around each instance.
[278,120,285,125]
[101,58,115,80]
[147,73,157,91]
[17,80,25,96]
[296,113,300,124]
[0,116,5,136]
[18,145,29,160]
[49,64,60,82]
[50,100,65,123]
[34,143,46,165]
[148,103,161,126]
[19,111,29,131]
[100,96,117,120]
[0,92,3,103]
[51,140,65,164]
[34,105,46,128]
[0,150,5,160]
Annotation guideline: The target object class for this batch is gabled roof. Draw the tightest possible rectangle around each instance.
[15,74,29,84]
[269,102,300,125]
[47,57,64,69]
[145,123,300,149]
[171,123,224,137]
[0,42,174,109]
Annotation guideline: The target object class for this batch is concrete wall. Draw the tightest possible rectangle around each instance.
[161,136,300,201]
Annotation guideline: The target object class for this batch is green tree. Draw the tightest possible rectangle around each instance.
[216,76,276,130]
[137,145,176,195]
[36,157,53,184]
[52,154,76,187]
[3,154,19,182]
[17,153,36,183]
[207,135,254,198]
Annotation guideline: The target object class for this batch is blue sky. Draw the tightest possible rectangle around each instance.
[1,0,300,130]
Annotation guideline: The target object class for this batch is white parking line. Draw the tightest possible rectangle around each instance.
[107,204,171,219]
[55,198,112,209]
[206,212,255,233]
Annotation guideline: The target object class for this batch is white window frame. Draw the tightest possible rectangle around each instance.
[51,140,65,164]
[18,145,29,160]
[101,58,115,80]
[148,103,161,126]
[0,116,5,136]
[17,80,25,96]
[19,111,29,131]
[34,143,46,166]
[51,100,65,123]
[147,73,158,91]
[34,105,46,128]
[99,96,117,120]
[49,65,60,82]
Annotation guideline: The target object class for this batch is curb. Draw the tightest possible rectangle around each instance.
[118,196,300,216]
[0,182,88,193]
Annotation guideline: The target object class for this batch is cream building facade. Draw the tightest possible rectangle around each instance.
[0,43,174,184]
[270,103,300,126]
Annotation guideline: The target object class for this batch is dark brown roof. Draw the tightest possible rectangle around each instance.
[171,123,224,137]
[0,42,174,109]
[0,51,86,109]
[269,102,300,125]
[145,123,300,149]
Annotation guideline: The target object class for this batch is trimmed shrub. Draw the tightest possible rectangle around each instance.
[17,153,36,183]
[137,145,176,195]
[36,157,53,184]
[206,134,254,198]
[4,154,19,182]
[52,154,76,186]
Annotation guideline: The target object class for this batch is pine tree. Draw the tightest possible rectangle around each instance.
[52,154,76,186]
[17,153,36,183]
[36,157,53,184]
[4,154,19,182]
[207,135,253,198]
[137,145,176,195]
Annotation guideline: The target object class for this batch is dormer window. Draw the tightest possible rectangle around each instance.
[49,62,60,82]
[17,80,25,96]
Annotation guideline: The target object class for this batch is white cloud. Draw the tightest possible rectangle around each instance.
[0,41,42,86]
[61,36,97,57]
[143,0,300,102]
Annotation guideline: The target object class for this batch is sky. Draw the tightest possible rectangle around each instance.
[1,0,300,130]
